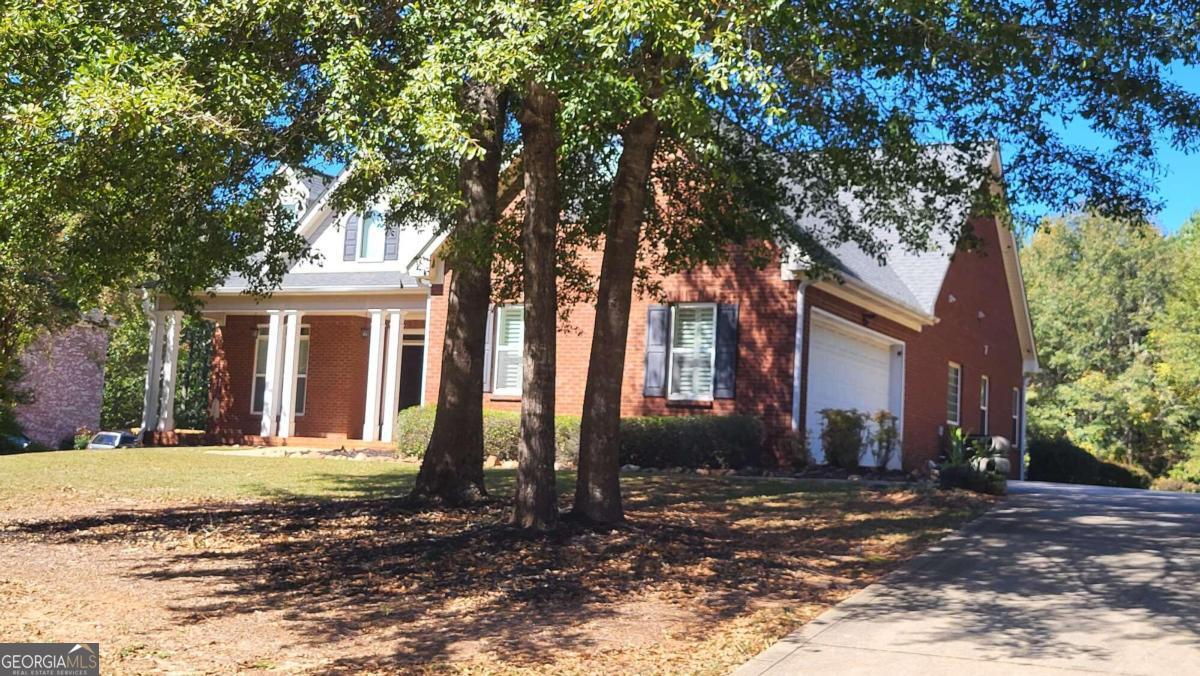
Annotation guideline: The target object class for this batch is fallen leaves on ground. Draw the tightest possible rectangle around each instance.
[0,477,990,674]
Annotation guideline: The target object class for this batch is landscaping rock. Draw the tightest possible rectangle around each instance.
[500,460,518,469]
[354,452,368,461]
[620,464,641,472]
[696,468,712,476]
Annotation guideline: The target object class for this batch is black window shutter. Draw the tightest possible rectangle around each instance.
[644,305,670,397]
[343,214,359,261]
[383,225,399,260]
[714,303,739,399]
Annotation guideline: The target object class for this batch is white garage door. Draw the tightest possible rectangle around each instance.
[806,314,897,466]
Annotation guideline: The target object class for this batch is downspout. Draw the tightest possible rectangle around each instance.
[1019,375,1030,481]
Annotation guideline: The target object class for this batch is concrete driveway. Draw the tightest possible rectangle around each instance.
[735,481,1200,675]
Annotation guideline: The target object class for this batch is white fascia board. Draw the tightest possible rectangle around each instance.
[989,149,1040,375]
[809,278,937,332]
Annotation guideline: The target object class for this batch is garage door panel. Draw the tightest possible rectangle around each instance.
[806,317,897,467]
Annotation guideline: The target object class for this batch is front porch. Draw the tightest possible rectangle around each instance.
[140,290,430,447]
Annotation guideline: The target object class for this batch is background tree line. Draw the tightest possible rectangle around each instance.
[1023,212,1200,487]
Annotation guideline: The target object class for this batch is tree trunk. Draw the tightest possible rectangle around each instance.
[512,82,561,530]
[410,84,505,506]
[573,110,660,524]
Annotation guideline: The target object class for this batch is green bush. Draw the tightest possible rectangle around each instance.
[394,407,763,469]
[819,409,868,469]
[1027,437,1150,489]
[394,406,581,464]
[1166,455,1200,484]
[940,464,1007,495]
[618,414,763,469]
[1151,477,1200,493]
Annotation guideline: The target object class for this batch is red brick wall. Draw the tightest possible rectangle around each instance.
[902,217,1025,473]
[209,315,371,439]
[424,246,798,437]
[424,216,1026,474]
[15,324,108,447]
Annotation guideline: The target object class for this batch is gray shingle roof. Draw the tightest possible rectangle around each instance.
[297,171,333,210]
[823,227,956,315]
[217,270,421,293]
[789,144,995,315]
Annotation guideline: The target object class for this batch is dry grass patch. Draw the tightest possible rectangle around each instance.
[0,454,990,675]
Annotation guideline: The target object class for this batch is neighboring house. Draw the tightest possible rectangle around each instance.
[15,324,109,448]
[144,150,1038,476]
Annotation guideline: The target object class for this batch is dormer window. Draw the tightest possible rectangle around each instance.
[358,211,386,261]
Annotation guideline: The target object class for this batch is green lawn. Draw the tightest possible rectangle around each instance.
[0,446,822,510]
[0,447,429,508]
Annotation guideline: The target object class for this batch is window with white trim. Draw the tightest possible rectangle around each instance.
[285,200,304,224]
[491,305,524,395]
[1011,387,1021,443]
[979,375,990,434]
[947,362,962,425]
[358,211,386,261]
[252,326,311,415]
[668,303,717,400]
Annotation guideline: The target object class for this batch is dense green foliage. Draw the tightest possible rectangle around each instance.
[101,304,213,431]
[396,406,583,464]
[617,415,764,470]
[0,0,322,400]
[819,409,870,469]
[396,406,764,469]
[939,464,1008,495]
[1027,438,1151,489]
[1023,213,1200,482]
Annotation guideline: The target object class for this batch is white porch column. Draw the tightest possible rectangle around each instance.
[259,310,286,437]
[277,310,304,438]
[362,309,386,441]
[379,310,404,443]
[419,295,432,406]
[790,282,809,432]
[139,311,166,439]
[156,311,184,432]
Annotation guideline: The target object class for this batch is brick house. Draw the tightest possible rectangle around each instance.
[145,149,1037,475]
[15,324,109,448]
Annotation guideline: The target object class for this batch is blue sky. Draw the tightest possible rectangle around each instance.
[1048,64,1200,234]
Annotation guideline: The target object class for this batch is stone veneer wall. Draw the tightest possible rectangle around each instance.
[14,324,109,448]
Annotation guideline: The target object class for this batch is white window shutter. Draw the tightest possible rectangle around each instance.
[482,306,495,392]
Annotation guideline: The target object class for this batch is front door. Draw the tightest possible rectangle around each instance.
[398,345,424,410]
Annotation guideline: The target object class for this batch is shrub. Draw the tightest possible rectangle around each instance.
[1166,455,1200,484]
[1151,477,1200,493]
[870,410,899,470]
[940,464,1007,495]
[394,407,763,470]
[1027,437,1150,489]
[775,429,809,469]
[394,406,581,464]
[618,414,764,469]
[819,409,868,469]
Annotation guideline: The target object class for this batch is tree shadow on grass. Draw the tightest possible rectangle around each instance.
[2,475,985,671]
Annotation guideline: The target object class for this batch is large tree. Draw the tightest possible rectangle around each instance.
[0,0,331,406]
[567,0,1200,523]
